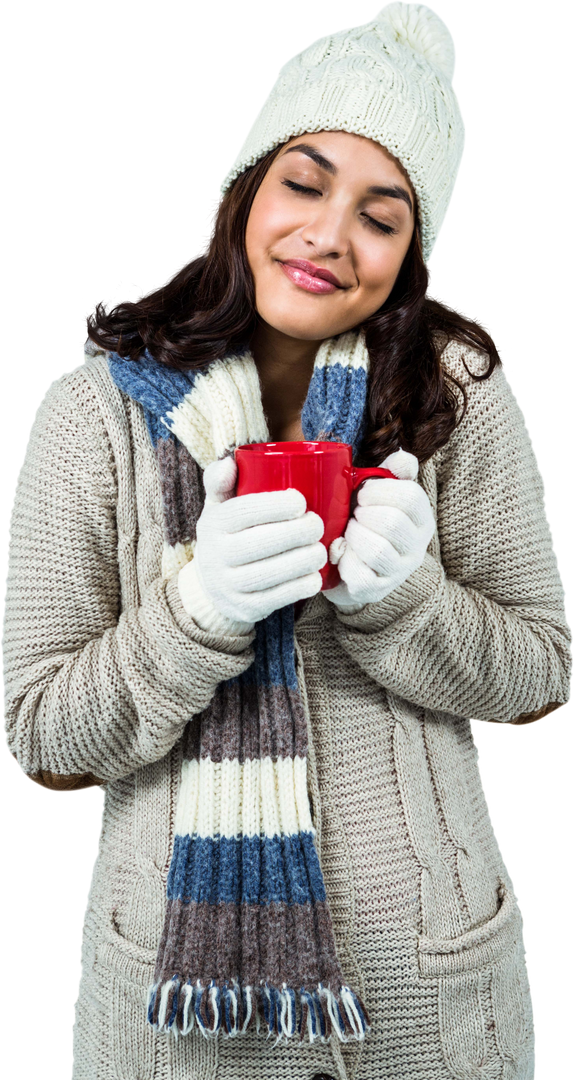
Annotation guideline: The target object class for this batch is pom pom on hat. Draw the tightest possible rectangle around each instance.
[376,0,460,83]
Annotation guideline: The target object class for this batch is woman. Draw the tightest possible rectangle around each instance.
[3,4,571,1079]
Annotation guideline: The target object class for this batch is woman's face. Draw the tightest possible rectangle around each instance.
[244,130,416,342]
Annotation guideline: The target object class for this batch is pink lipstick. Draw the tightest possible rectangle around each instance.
[278,259,343,294]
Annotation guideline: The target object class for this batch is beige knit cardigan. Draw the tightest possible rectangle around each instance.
[3,338,571,1080]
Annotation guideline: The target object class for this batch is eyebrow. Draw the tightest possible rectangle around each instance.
[281,142,414,214]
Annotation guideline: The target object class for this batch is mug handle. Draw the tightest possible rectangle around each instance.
[352,464,397,486]
[348,464,397,514]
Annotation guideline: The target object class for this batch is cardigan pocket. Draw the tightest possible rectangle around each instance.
[417,879,530,1080]
[94,908,159,1080]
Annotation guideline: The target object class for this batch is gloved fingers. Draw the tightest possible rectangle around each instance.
[352,503,420,556]
[337,542,381,598]
[377,447,419,480]
[215,487,307,532]
[225,537,328,591]
[252,570,324,613]
[328,536,347,565]
[221,511,325,566]
[202,454,238,504]
[344,517,402,576]
[357,477,434,530]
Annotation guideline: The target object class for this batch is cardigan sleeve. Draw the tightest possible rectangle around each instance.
[331,342,572,724]
[2,372,256,789]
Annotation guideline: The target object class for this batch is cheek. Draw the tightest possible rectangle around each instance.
[360,241,408,296]
[245,194,298,263]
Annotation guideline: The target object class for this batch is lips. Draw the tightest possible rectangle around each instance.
[279,263,337,294]
[280,259,343,287]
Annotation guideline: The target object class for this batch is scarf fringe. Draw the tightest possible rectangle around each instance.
[146,977,371,1043]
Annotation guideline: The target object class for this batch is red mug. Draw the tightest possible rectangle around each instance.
[234,440,397,590]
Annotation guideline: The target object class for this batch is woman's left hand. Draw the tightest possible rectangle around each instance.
[322,448,436,611]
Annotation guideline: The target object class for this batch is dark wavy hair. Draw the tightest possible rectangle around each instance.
[86,142,500,466]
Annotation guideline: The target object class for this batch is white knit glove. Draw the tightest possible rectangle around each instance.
[177,454,327,634]
[322,448,436,614]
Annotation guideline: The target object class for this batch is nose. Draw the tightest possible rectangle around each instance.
[299,200,350,260]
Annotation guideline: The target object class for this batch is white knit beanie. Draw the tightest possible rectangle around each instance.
[220,3,464,261]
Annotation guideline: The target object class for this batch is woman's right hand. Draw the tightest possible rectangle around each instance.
[177,453,327,633]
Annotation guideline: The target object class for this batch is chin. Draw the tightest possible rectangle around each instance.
[278,322,337,340]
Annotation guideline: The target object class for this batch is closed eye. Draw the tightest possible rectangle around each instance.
[281,178,397,236]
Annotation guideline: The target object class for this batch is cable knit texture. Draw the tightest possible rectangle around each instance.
[3,339,571,1079]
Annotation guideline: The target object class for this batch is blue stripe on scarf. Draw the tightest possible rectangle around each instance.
[301,362,368,457]
[167,831,326,905]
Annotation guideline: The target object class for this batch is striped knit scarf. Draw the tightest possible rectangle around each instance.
[106,327,371,1045]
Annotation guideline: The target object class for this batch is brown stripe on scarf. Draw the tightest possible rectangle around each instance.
[182,681,308,763]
